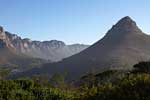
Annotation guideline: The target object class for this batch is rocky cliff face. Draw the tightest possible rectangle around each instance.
[0,27,89,62]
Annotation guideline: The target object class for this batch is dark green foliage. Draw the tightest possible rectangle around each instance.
[14,78,34,90]
[0,80,34,100]
[79,61,150,100]
[95,70,127,84]
[133,61,150,73]
[2,62,150,100]
[80,70,127,87]
[0,79,76,100]
[49,72,68,89]
[82,74,150,100]
[1,73,150,100]
[32,75,50,87]
[80,72,96,88]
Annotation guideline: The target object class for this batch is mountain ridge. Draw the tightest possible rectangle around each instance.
[0,26,89,62]
[11,16,150,80]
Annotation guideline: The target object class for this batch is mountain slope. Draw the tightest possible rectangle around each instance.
[11,16,150,80]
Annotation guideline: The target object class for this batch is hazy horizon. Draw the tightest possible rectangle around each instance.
[0,0,150,45]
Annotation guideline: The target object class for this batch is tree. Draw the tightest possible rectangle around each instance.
[133,61,150,73]
[32,75,50,87]
[49,73,66,88]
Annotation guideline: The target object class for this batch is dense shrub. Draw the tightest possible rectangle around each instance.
[1,62,150,100]
[0,79,76,100]
[133,61,150,73]
[82,74,150,100]
[1,73,150,100]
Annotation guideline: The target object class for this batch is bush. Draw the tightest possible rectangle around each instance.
[82,74,150,100]
[133,61,150,73]
[0,79,77,100]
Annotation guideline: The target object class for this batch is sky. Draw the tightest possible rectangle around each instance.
[0,0,150,45]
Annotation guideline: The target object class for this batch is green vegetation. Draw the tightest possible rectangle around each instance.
[0,78,77,100]
[133,61,150,73]
[81,73,150,100]
[0,69,10,80]
[1,61,150,100]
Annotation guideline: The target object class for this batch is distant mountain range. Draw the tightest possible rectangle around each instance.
[12,16,150,80]
[0,26,89,62]
[0,26,89,72]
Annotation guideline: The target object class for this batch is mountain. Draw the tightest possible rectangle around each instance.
[11,16,150,80]
[0,27,46,72]
[0,26,88,72]
[0,26,89,62]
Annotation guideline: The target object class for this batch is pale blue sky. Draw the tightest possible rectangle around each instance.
[0,0,150,44]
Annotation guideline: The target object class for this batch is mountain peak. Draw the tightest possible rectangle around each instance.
[108,16,142,35]
[116,16,136,26]
[120,16,133,21]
